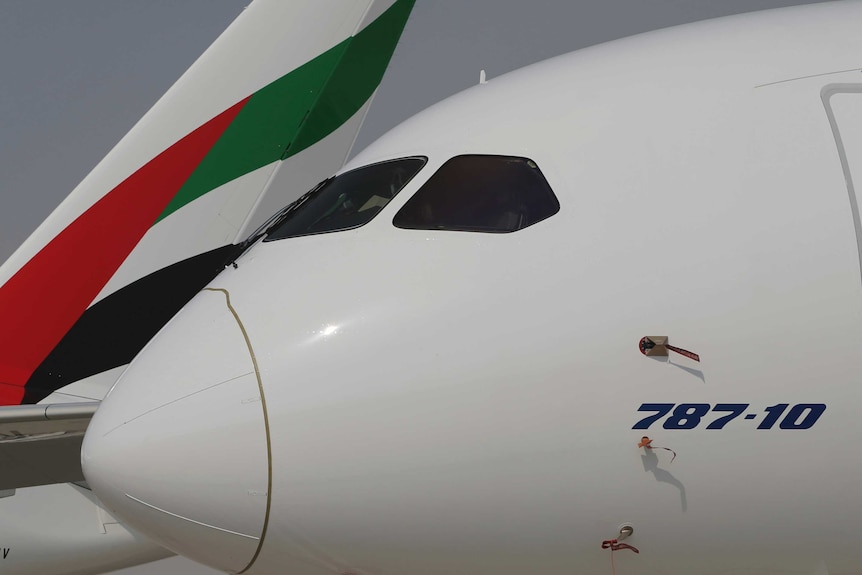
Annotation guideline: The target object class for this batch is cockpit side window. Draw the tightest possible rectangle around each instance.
[392,155,560,233]
[264,157,426,241]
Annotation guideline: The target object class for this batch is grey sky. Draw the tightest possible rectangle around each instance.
[0,1,829,573]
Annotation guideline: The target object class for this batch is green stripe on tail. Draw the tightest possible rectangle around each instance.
[157,0,415,223]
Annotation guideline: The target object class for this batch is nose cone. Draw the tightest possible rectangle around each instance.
[82,289,269,573]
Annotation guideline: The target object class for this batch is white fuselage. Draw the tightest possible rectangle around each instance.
[83,3,862,574]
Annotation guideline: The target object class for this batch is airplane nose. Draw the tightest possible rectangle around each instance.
[81,288,269,573]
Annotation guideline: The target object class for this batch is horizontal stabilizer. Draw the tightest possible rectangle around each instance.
[0,402,98,489]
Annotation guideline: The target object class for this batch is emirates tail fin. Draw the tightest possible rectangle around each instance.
[0,0,415,406]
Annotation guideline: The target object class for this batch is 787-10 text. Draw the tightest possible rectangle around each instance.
[632,403,826,430]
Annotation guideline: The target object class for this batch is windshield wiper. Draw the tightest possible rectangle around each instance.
[223,176,335,268]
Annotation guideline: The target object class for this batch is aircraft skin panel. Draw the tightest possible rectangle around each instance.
[84,289,270,573]
[83,3,862,574]
[0,0,416,406]
[0,483,172,575]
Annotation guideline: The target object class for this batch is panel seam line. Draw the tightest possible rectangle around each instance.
[124,493,259,540]
[203,287,273,573]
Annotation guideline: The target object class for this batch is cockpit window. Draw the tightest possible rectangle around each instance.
[264,157,426,241]
[393,155,560,233]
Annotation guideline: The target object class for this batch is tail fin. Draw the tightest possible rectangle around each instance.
[0,0,415,405]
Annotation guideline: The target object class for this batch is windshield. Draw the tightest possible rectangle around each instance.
[264,157,426,241]
[393,155,560,233]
